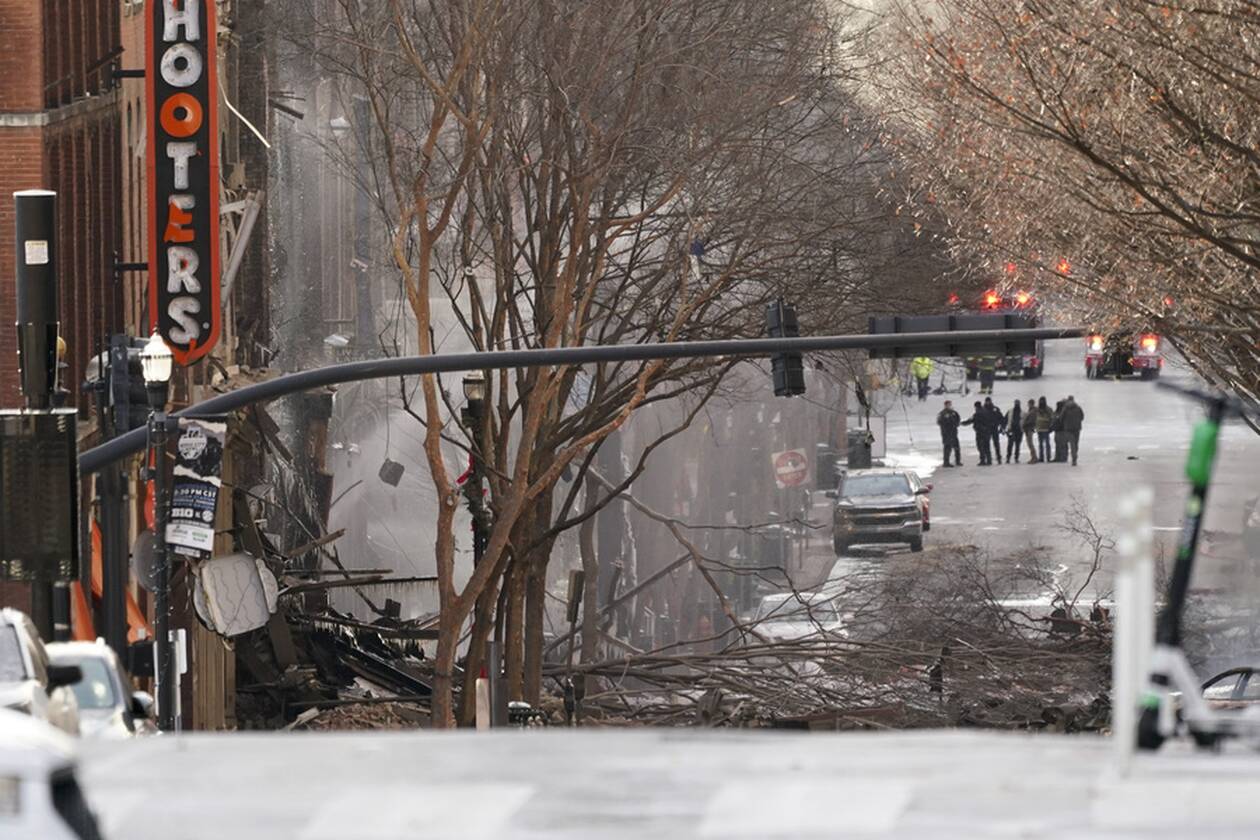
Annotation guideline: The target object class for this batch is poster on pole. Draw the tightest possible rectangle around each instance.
[166,416,226,559]
[771,448,809,490]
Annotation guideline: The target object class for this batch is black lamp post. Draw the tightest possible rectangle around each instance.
[140,331,175,732]
[461,371,488,567]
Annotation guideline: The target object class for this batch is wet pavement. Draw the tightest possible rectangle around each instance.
[807,339,1260,598]
[80,728,1260,839]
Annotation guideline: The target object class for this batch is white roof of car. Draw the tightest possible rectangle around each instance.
[0,708,75,773]
[0,607,27,628]
[47,640,118,662]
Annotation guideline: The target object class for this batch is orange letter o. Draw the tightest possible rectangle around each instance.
[160,93,203,138]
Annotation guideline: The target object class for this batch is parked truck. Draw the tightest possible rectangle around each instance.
[1084,331,1163,380]
[957,289,1046,379]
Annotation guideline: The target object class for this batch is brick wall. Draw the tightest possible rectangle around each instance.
[0,1,42,111]
[0,2,119,622]
[0,1,121,411]
[0,128,46,407]
[1,0,49,408]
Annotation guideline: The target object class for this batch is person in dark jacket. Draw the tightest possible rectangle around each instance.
[977,356,997,395]
[1052,400,1067,462]
[1034,396,1053,463]
[937,400,963,467]
[1021,399,1038,463]
[1005,399,1023,463]
[961,400,993,465]
[1060,395,1085,465]
[983,397,1005,464]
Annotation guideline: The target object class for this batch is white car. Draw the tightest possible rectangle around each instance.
[751,592,846,641]
[0,708,103,839]
[47,640,156,739]
[0,608,81,735]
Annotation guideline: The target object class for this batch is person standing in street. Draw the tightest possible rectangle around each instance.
[983,397,1005,464]
[912,356,934,402]
[1052,399,1068,462]
[961,400,993,465]
[977,356,996,395]
[1022,398,1038,463]
[937,399,962,467]
[1005,399,1023,463]
[1061,395,1085,465]
[1034,396,1054,463]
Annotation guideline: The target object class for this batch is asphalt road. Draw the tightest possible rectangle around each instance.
[802,338,1260,602]
[79,729,1260,839]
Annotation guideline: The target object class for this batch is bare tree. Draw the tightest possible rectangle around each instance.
[279,0,955,725]
[880,0,1260,407]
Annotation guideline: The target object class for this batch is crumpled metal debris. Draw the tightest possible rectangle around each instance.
[193,551,279,636]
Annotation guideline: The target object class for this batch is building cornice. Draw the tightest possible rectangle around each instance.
[0,91,120,128]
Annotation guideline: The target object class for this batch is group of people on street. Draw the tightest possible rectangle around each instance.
[936,395,1085,467]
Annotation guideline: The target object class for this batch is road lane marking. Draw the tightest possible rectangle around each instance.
[700,780,909,835]
[300,783,534,840]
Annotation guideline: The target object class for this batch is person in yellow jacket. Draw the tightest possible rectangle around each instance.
[911,356,934,401]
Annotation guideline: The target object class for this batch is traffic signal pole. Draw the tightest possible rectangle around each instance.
[13,190,71,641]
[79,326,1085,476]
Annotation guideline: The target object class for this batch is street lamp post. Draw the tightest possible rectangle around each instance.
[140,332,175,732]
[461,371,488,568]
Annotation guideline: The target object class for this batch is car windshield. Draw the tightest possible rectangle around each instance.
[842,474,911,496]
[68,658,117,710]
[0,627,26,682]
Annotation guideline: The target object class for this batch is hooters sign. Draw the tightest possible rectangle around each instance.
[146,0,221,364]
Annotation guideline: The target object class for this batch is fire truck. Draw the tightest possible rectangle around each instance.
[1084,331,1163,380]
[955,289,1046,379]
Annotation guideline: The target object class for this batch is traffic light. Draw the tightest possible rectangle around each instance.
[84,336,146,431]
[107,335,150,433]
[765,299,805,397]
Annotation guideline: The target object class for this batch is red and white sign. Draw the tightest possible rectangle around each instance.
[146,0,221,365]
[772,448,808,489]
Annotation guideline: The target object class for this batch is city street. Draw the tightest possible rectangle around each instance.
[812,337,1260,599]
[5,2,1260,837]
[77,729,1260,839]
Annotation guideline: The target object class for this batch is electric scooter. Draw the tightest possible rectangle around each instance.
[1137,380,1260,749]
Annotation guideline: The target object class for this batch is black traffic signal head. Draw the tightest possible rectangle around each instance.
[765,299,806,397]
[109,335,150,433]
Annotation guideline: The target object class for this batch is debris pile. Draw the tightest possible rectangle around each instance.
[292,701,428,731]
[544,546,1115,731]
[232,601,437,730]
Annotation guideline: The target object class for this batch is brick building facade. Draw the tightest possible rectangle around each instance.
[0,0,122,410]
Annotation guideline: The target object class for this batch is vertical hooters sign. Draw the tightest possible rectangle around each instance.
[146,0,221,364]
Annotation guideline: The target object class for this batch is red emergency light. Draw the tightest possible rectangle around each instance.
[947,292,960,306]
[981,290,1002,309]
[1139,334,1159,353]
[1088,334,1104,352]
[1013,290,1032,308]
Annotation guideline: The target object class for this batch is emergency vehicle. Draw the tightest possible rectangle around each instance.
[1084,331,1163,379]
[953,289,1046,379]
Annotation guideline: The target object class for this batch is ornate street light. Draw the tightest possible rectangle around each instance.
[140,331,175,731]
[462,370,486,403]
[140,331,173,409]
